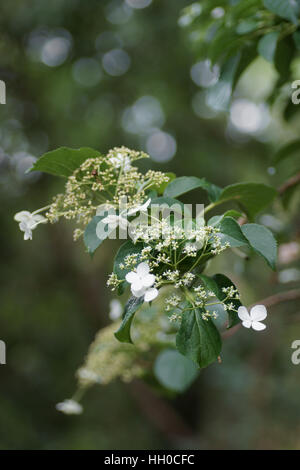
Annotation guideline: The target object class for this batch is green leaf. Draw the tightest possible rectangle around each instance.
[263,0,300,24]
[236,19,259,35]
[154,349,199,392]
[199,274,242,328]
[273,139,300,165]
[84,214,114,254]
[114,296,144,343]
[218,182,277,219]
[206,53,241,112]
[148,172,176,195]
[29,147,101,177]
[258,31,280,63]
[164,176,222,202]
[241,223,277,270]
[293,30,300,50]
[218,216,250,247]
[176,308,222,368]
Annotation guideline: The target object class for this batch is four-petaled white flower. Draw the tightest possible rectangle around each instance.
[109,152,131,172]
[56,399,83,415]
[238,305,267,331]
[14,211,47,240]
[126,262,158,302]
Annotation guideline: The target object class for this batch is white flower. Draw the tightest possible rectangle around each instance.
[109,299,123,320]
[56,399,83,415]
[238,305,267,331]
[102,214,128,230]
[110,152,131,172]
[14,211,47,240]
[125,262,158,302]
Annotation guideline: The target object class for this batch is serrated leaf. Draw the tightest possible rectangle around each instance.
[199,274,242,328]
[176,308,222,368]
[241,223,277,270]
[29,147,101,177]
[218,182,277,219]
[114,296,144,343]
[218,216,250,247]
[164,176,222,202]
[258,31,280,63]
[263,0,300,24]
[154,349,199,392]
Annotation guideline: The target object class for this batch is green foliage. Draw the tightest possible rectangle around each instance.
[218,216,250,247]
[154,349,199,392]
[84,215,113,254]
[199,274,242,328]
[217,183,277,219]
[164,176,221,202]
[29,147,101,177]
[114,296,144,344]
[242,223,277,270]
[176,307,222,368]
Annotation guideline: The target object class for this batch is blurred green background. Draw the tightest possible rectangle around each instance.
[0,0,300,450]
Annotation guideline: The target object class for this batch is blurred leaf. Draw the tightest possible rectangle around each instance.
[164,176,221,202]
[199,274,242,328]
[154,349,199,392]
[176,307,222,368]
[206,53,241,111]
[258,31,280,62]
[263,0,300,23]
[273,139,300,165]
[114,296,144,344]
[218,182,277,219]
[29,147,101,177]
[242,223,277,270]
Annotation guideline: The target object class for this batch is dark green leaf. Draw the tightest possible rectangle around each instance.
[218,182,277,219]
[114,296,144,343]
[29,147,101,177]
[176,308,222,368]
[218,216,250,247]
[164,176,221,202]
[154,349,199,392]
[199,274,242,328]
[242,223,277,270]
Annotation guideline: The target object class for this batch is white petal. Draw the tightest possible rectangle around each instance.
[142,273,155,288]
[250,305,267,322]
[14,211,31,222]
[251,321,266,331]
[131,279,144,292]
[131,286,146,298]
[125,272,139,284]
[144,288,158,302]
[242,320,252,329]
[136,262,150,277]
[238,306,251,322]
